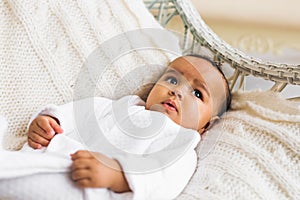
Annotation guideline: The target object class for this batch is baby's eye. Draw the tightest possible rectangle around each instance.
[192,89,203,100]
[166,77,178,85]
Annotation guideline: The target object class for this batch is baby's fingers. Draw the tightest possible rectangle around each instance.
[49,118,63,134]
[71,169,95,188]
[71,168,90,181]
[29,123,51,140]
[28,132,50,149]
[27,137,42,149]
[37,119,55,138]
[74,178,91,188]
[71,150,93,160]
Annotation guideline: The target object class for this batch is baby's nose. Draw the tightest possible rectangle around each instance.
[170,89,182,99]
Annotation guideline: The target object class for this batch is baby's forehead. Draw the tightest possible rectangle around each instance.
[167,56,219,78]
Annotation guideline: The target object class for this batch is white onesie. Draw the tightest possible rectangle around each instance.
[0,95,200,200]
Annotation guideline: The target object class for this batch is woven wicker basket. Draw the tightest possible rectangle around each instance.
[144,0,300,98]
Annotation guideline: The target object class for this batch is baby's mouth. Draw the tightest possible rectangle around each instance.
[161,100,178,112]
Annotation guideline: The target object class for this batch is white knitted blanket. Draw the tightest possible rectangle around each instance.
[0,0,180,150]
[178,90,300,200]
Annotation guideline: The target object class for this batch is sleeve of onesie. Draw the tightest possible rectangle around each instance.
[27,97,113,136]
[116,130,200,200]
[27,102,73,134]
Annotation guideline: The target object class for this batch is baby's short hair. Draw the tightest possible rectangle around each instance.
[186,54,231,116]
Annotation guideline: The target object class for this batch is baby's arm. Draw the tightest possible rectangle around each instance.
[26,100,76,149]
[27,97,114,150]
[27,115,63,149]
[114,130,200,199]
[70,150,131,193]
[118,147,198,199]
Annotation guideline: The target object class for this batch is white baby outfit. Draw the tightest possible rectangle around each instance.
[0,95,200,200]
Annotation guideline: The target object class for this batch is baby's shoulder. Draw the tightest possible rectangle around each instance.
[116,95,146,107]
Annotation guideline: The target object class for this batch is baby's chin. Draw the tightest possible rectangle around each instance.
[148,104,166,113]
[147,105,201,132]
[147,104,178,117]
[147,104,181,124]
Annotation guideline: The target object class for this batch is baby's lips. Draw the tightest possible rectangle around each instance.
[162,99,178,112]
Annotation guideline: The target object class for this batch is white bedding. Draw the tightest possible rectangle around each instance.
[0,134,131,200]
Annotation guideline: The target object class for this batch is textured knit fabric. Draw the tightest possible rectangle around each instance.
[0,0,180,150]
[178,90,300,200]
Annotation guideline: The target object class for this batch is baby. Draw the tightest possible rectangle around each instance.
[27,55,231,199]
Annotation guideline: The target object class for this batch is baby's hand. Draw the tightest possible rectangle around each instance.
[70,150,130,193]
[27,115,63,149]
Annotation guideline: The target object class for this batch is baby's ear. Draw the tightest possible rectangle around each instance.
[198,116,220,134]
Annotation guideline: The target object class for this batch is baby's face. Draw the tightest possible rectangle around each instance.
[145,56,227,133]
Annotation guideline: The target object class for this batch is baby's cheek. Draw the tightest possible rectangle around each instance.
[180,108,200,130]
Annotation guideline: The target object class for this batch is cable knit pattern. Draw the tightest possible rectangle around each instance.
[178,90,300,200]
[0,0,179,150]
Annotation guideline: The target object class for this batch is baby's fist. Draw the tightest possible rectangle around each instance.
[27,115,63,149]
